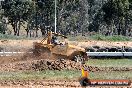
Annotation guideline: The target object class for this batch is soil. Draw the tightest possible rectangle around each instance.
[0,80,131,88]
[0,39,132,88]
[0,39,132,51]
[0,58,132,72]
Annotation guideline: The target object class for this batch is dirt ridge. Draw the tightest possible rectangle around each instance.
[0,59,132,72]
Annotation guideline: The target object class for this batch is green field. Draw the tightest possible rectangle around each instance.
[0,70,132,81]
[68,34,132,41]
[0,70,80,81]
[86,59,132,67]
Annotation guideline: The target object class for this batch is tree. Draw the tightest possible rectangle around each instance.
[2,0,34,36]
[57,0,87,36]
[102,0,130,36]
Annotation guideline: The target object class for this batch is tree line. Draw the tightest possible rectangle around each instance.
[0,0,132,37]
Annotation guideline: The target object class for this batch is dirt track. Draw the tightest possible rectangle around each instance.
[0,80,81,88]
[0,58,131,88]
[0,40,132,88]
[0,80,131,88]
[0,39,132,51]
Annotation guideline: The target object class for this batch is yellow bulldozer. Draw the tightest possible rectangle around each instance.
[33,31,87,62]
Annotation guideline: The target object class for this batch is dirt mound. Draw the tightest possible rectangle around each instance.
[31,60,132,72]
[0,59,132,72]
[31,59,81,71]
[0,59,81,71]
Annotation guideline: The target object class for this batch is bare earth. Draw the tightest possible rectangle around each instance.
[0,80,131,88]
[0,39,132,51]
[0,39,132,88]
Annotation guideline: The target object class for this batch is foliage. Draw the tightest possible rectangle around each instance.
[0,23,3,33]
[57,0,84,33]
[2,0,34,36]
[0,0,132,38]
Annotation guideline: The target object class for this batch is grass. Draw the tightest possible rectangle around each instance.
[89,71,132,80]
[0,70,132,81]
[0,70,81,81]
[0,33,131,41]
[68,34,132,41]
[86,59,132,67]
[90,34,132,41]
[0,33,41,40]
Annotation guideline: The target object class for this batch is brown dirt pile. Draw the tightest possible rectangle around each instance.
[0,59,132,72]
[0,59,81,71]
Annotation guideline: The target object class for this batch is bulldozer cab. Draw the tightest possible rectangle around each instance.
[41,31,67,45]
[50,32,69,55]
[40,31,69,55]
